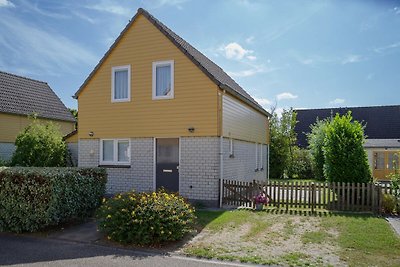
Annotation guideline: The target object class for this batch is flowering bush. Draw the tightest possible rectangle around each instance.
[96,190,196,245]
[254,192,269,205]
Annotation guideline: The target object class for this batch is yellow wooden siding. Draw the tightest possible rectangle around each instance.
[0,113,75,142]
[78,14,219,139]
[222,94,269,144]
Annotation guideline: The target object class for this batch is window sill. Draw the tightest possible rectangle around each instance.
[98,165,131,168]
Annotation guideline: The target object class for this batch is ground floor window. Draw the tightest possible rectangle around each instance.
[100,139,130,165]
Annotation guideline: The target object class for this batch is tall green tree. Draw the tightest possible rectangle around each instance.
[269,108,298,179]
[323,112,371,183]
[307,119,329,180]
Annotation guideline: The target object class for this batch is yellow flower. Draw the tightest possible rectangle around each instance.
[107,236,111,240]
[107,214,112,219]
[161,230,164,234]
[102,198,106,203]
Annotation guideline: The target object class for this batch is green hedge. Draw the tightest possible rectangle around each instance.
[0,167,107,233]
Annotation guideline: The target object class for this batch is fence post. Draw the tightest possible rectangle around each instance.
[311,182,316,213]
[377,184,382,214]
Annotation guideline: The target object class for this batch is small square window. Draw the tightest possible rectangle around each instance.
[112,65,131,102]
[152,60,174,100]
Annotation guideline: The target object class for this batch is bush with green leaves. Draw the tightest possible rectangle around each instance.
[307,119,328,180]
[388,170,400,214]
[290,148,313,179]
[97,190,196,245]
[323,112,371,183]
[0,167,107,233]
[270,108,298,179]
[12,120,67,167]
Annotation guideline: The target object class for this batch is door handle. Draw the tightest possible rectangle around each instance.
[163,169,172,173]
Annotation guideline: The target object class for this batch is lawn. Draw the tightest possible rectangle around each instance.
[181,209,400,267]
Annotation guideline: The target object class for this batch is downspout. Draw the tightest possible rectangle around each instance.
[267,144,270,181]
[219,136,224,208]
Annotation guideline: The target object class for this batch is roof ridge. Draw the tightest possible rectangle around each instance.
[0,70,47,84]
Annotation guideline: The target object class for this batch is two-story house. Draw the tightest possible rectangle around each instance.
[73,8,270,206]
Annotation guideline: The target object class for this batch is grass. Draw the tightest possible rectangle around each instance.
[183,210,400,267]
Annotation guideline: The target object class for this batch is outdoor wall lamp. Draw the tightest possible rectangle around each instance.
[188,127,195,133]
[89,131,94,137]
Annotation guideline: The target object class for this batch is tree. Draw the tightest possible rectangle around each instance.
[269,108,298,179]
[68,108,78,129]
[11,119,67,167]
[323,112,371,183]
[308,119,329,180]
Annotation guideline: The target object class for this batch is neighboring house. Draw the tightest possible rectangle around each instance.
[0,71,76,161]
[295,105,400,181]
[74,8,270,206]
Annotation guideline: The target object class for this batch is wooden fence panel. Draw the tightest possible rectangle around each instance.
[221,179,388,214]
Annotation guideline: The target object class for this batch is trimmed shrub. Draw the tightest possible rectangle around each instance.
[12,120,66,167]
[323,112,372,183]
[0,167,107,233]
[97,190,196,245]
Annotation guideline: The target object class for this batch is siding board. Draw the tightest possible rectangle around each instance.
[222,94,269,144]
[78,15,219,139]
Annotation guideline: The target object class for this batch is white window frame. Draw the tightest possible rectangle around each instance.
[100,139,131,165]
[152,60,174,100]
[111,65,131,102]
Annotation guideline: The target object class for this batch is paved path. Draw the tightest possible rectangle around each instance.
[0,234,258,267]
[386,216,400,236]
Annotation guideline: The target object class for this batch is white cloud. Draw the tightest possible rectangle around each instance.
[330,98,345,105]
[246,55,257,61]
[394,7,400,15]
[342,54,363,64]
[85,1,132,17]
[0,15,98,75]
[276,92,298,100]
[245,36,255,44]
[0,0,14,8]
[221,42,253,60]
[254,97,272,108]
[374,42,400,53]
[227,64,277,78]
[142,0,189,10]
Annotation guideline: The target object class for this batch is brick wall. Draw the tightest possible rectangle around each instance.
[0,143,15,161]
[179,137,220,206]
[78,138,154,194]
[222,138,268,182]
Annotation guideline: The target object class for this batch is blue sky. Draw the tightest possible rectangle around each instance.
[0,0,399,113]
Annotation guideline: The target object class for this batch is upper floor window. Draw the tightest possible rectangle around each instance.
[112,65,131,102]
[152,60,174,100]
